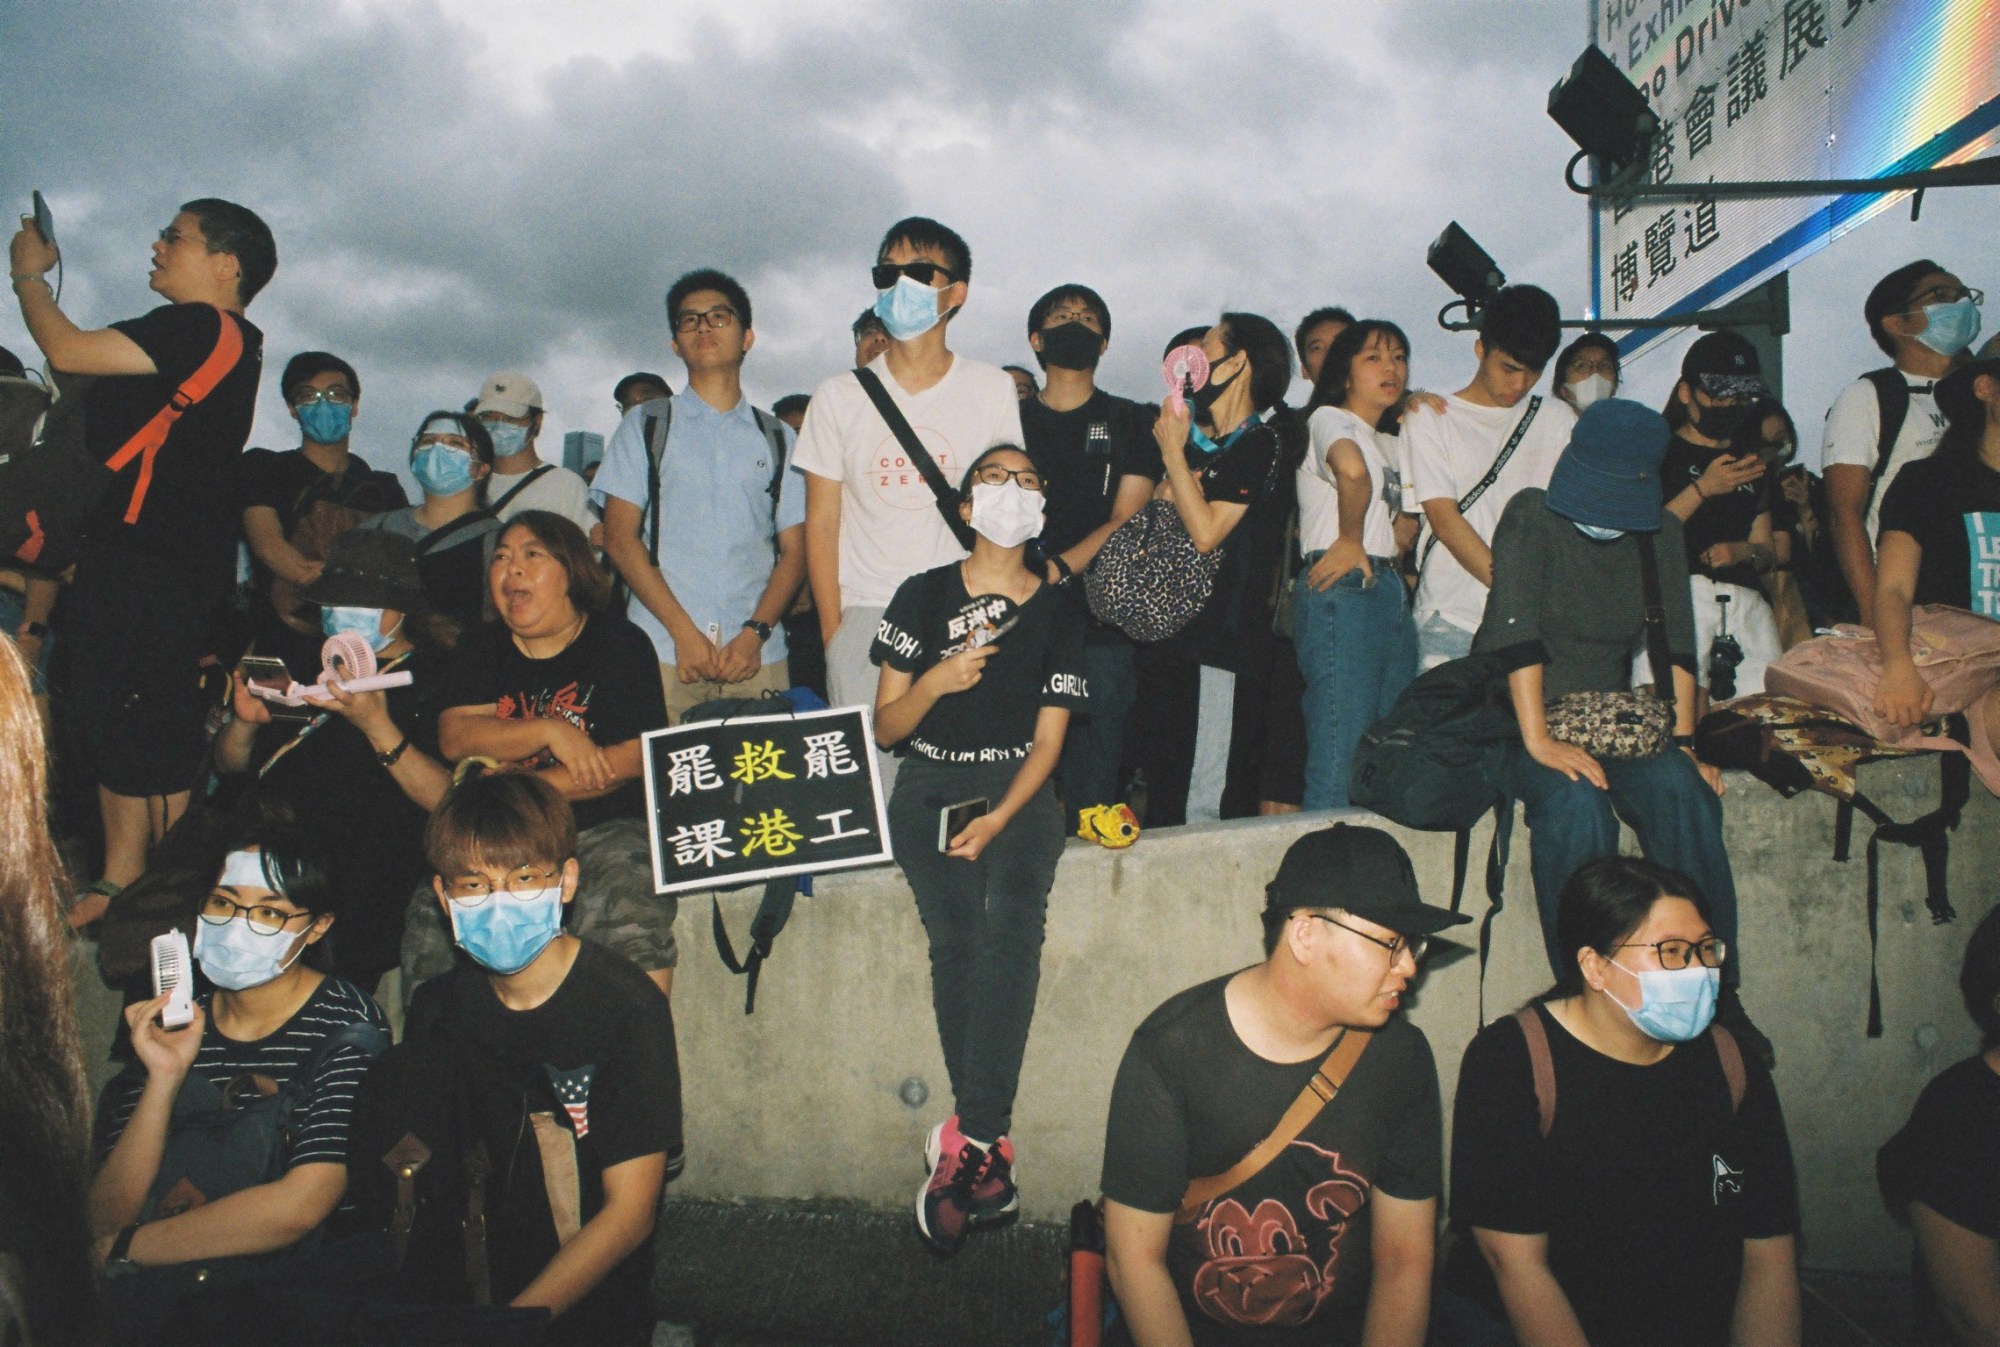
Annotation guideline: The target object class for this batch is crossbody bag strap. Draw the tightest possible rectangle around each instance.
[853,367,977,551]
[103,305,246,524]
[1634,532,1674,699]
[414,510,492,557]
[642,401,674,567]
[1417,394,1541,579]
[484,462,555,517]
[1174,1027,1373,1224]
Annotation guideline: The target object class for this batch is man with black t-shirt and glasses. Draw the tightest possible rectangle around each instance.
[1822,259,1979,626]
[1102,825,1459,1347]
[10,198,273,926]
[1019,283,1159,826]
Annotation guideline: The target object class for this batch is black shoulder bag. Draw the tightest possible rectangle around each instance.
[852,368,977,551]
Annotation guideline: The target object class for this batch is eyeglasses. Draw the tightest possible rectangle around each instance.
[872,261,957,290]
[445,867,563,906]
[156,226,201,247]
[1043,309,1102,331]
[1566,356,1617,377]
[971,463,1044,491]
[673,306,740,333]
[1608,936,1727,970]
[1907,285,1983,310]
[201,891,312,936]
[1307,913,1427,962]
[293,387,355,407]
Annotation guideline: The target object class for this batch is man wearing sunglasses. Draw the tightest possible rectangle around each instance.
[1823,259,1981,627]
[794,216,1023,783]
[1102,824,1464,1347]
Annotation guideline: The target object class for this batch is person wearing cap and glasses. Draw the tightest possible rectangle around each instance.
[1101,824,1463,1347]
[473,369,597,534]
[1652,331,1785,704]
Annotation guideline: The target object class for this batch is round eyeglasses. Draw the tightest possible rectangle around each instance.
[445,867,563,907]
[201,891,312,936]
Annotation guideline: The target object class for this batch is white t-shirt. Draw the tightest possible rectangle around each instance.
[791,352,1024,611]
[1300,405,1399,558]
[1819,374,1946,542]
[1408,392,1575,632]
[487,460,598,532]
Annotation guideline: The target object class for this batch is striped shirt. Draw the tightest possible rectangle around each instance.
[97,976,388,1169]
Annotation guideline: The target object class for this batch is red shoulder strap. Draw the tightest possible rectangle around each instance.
[1709,1024,1747,1114]
[1513,1007,1557,1139]
[103,305,246,524]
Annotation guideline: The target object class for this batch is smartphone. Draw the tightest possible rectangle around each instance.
[151,930,195,1028]
[239,654,314,721]
[939,797,990,853]
[30,190,54,250]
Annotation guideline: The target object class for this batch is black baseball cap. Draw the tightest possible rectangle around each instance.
[1680,331,1766,401]
[1264,824,1471,936]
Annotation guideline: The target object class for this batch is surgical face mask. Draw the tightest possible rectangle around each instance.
[322,605,399,652]
[483,419,532,458]
[296,400,353,445]
[1568,372,1614,411]
[1608,960,1720,1042]
[874,275,943,342]
[967,480,1045,549]
[413,441,477,496]
[1914,297,1982,357]
[1574,522,1626,541]
[449,886,565,975]
[195,853,314,991]
[1038,321,1103,372]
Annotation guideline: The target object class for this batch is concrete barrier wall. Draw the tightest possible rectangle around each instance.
[670,757,1997,1275]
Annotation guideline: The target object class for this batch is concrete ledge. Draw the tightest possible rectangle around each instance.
[670,758,1997,1275]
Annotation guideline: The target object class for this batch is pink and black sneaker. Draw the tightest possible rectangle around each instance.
[916,1116,1019,1254]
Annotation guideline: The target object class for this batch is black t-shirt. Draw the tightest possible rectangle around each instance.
[83,303,264,583]
[870,563,1088,762]
[250,651,440,983]
[1020,389,1162,557]
[440,615,667,832]
[407,939,682,1346]
[1878,453,2000,616]
[238,447,408,535]
[1879,1053,2000,1345]
[1161,420,1286,670]
[1660,434,1770,587]
[1445,1004,1798,1347]
[1100,976,1442,1346]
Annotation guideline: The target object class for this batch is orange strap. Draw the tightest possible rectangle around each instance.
[102,305,245,525]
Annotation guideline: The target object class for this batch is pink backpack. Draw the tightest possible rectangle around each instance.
[1765,605,2000,793]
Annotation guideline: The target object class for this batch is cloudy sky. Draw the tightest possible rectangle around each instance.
[2,0,1989,485]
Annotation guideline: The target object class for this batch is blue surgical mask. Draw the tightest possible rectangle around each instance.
[1915,297,1982,357]
[413,442,477,496]
[1574,522,1626,541]
[297,400,353,445]
[193,913,310,991]
[874,276,943,341]
[449,886,565,975]
[322,605,398,652]
[484,419,532,458]
[1610,960,1720,1042]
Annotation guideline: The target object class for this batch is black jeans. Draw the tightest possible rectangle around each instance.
[890,758,1064,1143]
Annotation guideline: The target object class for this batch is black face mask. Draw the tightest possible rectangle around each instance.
[1189,355,1242,413]
[1038,321,1103,372]
[1690,395,1755,445]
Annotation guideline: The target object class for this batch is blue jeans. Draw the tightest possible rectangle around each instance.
[1059,638,1136,825]
[1501,743,1740,985]
[1417,611,1475,669]
[1294,563,1416,809]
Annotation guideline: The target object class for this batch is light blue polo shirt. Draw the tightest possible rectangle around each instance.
[592,393,805,666]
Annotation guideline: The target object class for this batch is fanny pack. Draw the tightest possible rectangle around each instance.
[1545,532,1676,759]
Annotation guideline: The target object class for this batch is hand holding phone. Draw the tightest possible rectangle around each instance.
[31,191,55,251]
[939,797,990,853]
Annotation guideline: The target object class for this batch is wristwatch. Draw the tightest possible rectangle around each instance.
[1671,734,1696,749]
[742,620,773,642]
[104,1222,142,1276]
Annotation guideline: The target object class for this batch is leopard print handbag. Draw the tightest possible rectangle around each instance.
[1083,498,1225,643]
[1545,691,1674,759]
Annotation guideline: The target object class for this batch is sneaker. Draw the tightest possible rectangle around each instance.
[1714,987,1775,1071]
[917,1118,1019,1254]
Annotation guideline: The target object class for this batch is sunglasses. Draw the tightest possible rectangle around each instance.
[872,261,957,290]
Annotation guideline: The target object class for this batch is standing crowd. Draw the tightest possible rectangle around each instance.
[3,197,1999,1347]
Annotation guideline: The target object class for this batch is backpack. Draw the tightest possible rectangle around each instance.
[1860,367,1913,490]
[1512,1006,1744,1138]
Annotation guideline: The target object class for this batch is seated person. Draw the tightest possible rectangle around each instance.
[381,771,680,1345]
[1879,906,2000,1346]
[359,410,501,647]
[404,511,674,997]
[1440,856,1799,1347]
[217,530,452,992]
[89,817,390,1346]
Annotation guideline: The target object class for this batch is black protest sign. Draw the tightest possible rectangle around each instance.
[641,705,891,895]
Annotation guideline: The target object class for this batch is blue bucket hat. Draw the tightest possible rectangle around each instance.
[1544,398,1669,533]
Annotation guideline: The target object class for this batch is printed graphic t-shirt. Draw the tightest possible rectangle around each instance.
[1877,452,2000,616]
[440,615,667,831]
[870,563,1088,762]
[1100,976,1442,1346]
[1301,405,1400,558]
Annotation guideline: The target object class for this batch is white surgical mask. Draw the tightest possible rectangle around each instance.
[967,480,1044,549]
[1569,372,1615,410]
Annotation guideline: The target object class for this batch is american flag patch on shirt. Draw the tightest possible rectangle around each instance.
[545,1063,596,1138]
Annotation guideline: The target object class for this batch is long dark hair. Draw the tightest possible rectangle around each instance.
[1545,855,1710,1000]
[1304,319,1410,432]
[1931,367,1997,476]
[0,639,94,1343]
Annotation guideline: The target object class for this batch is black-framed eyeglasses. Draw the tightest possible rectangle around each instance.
[201,891,313,936]
[1566,355,1617,378]
[673,306,740,333]
[445,867,564,907]
[292,387,355,407]
[971,463,1044,492]
[872,261,956,290]
[1906,284,1983,311]
[1608,936,1727,970]
[1307,913,1426,962]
